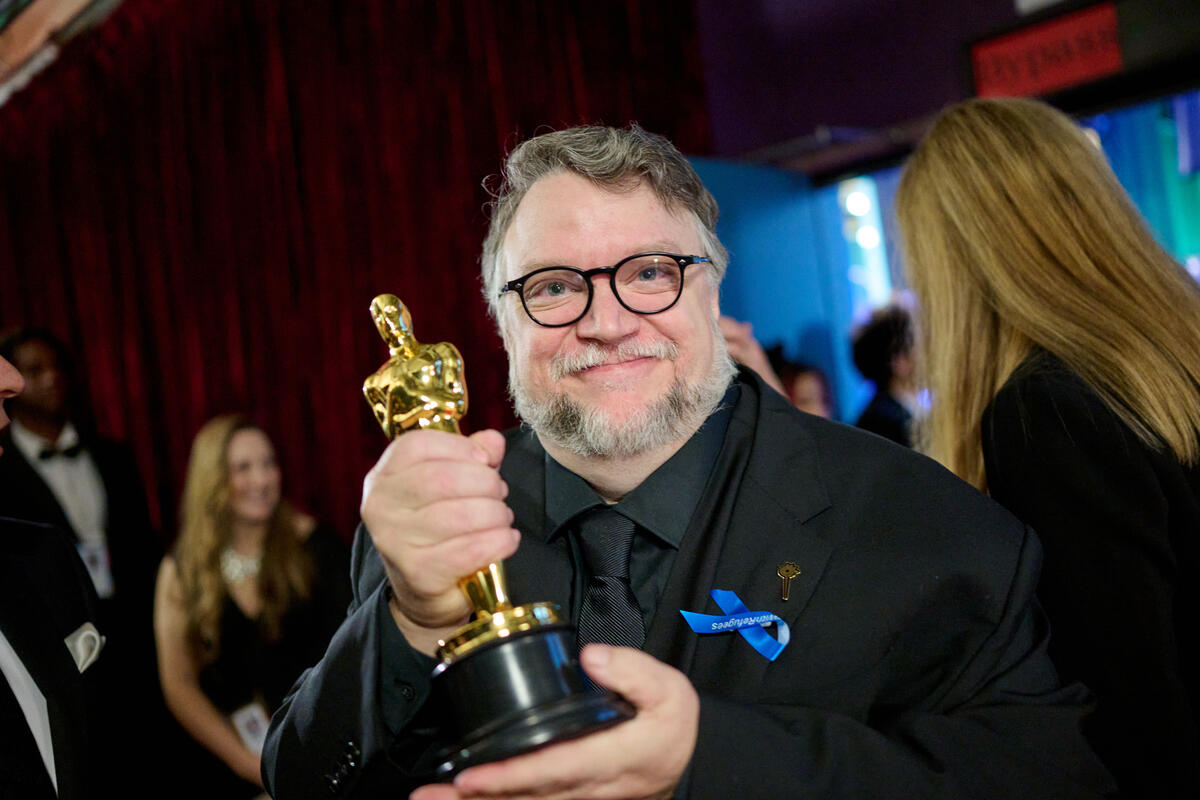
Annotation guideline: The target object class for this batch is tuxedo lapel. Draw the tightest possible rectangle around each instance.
[0,542,80,704]
[0,661,57,799]
[0,549,61,800]
[0,523,94,800]
[0,445,77,539]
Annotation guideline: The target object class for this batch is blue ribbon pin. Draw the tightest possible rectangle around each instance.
[679,589,790,661]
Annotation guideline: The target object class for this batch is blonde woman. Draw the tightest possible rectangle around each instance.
[154,414,348,798]
[898,96,1200,796]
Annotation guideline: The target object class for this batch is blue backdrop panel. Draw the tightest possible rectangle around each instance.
[691,157,863,420]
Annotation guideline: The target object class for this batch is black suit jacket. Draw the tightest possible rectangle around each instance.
[264,370,1114,798]
[0,432,162,611]
[983,351,1200,796]
[0,518,115,800]
[0,433,168,790]
[0,435,161,673]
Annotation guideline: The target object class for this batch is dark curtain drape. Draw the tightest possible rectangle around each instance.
[0,0,710,539]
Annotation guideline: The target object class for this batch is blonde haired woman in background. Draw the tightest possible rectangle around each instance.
[154,414,348,798]
[898,96,1200,796]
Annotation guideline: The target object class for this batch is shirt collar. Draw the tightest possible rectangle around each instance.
[10,419,80,462]
[544,383,739,548]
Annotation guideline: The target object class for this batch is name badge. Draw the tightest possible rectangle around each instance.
[230,701,272,755]
[76,541,115,599]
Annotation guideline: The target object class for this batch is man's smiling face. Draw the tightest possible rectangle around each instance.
[499,171,732,458]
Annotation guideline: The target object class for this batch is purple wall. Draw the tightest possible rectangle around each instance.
[697,0,1024,156]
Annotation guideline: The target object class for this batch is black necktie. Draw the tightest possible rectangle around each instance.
[576,507,645,650]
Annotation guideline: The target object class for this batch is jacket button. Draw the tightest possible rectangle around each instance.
[396,681,416,701]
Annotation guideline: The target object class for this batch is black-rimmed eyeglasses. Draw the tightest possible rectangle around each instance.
[498,252,710,328]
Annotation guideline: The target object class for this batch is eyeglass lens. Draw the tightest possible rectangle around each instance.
[521,255,683,325]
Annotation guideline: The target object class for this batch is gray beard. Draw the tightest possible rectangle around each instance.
[509,329,737,459]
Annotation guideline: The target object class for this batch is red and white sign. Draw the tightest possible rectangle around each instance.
[972,2,1123,97]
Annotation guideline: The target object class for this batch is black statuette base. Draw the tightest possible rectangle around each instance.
[432,624,635,777]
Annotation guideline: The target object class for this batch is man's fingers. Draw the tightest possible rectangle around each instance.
[468,429,506,468]
[447,648,698,799]
[379,460,509,508]
[375,428,504,474]
[718,315,752,342]
[580,645,683,711]
[414,526,521,584]
[452,734,606,798]
[402,496,513,543]
[410,784,461,800]
[451,648,677,793]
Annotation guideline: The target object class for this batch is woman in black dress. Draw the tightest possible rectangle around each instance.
[154,414,349,797]
[897,97,1200,796]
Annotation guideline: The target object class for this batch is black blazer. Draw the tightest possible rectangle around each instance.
[264,370,1114,799]
[0,436,161,674]
[0,433,161,610]
[0,518,115,800]
[0,434,168,789]
[983,352,1200,796]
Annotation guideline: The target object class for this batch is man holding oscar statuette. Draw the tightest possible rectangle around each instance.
[263,125,1114,799]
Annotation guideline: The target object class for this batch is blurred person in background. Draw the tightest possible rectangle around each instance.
[768,346,834,419]
[850,306,916,446]
[722,316,834,418]
[0,327,165,789]
[154,414,349,798]
[898,96,1200,796]
[0,352,118,799]
[719,315,787,395]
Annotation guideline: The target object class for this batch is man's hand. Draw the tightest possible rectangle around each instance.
[361,428,519,654]
[410,645,700,800]
[718,316,786,396]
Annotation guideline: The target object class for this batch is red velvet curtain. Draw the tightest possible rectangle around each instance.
[0,0,710,539]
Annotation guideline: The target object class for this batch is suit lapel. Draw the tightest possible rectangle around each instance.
[0,543,79,705]
[0,445,77,539]
[0,525,92,800]
[0,548,62,800]
[644,374,835,691]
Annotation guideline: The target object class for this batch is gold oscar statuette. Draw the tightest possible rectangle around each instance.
[363,294,632,777]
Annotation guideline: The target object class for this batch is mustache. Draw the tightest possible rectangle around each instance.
[551,340,679,380]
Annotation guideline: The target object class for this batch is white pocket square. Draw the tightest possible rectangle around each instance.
[64,622,105,673]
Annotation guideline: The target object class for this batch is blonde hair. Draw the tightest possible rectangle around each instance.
[174,414,312,661]
[898,97,1200,490]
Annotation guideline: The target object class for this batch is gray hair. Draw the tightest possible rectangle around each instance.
[480,124,728,320]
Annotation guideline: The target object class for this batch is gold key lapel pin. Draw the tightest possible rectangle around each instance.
[777,562,801,601]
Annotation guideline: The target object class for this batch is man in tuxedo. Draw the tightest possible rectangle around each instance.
[0,328,166,789]
[263,125,1114,799]
[0,352,115,798]
[0,331,161,673]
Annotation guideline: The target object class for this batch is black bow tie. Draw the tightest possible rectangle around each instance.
[38,443,84,460]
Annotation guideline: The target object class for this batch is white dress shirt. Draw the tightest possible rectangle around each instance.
[9,420,112,597]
